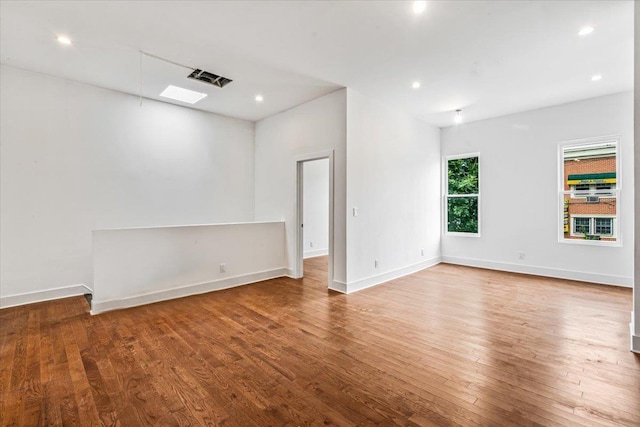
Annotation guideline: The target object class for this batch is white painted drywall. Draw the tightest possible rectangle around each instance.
[345,89,441,291]
[303,158,329,258]
[441,92,634,287]
[0,65,255,306]
[254,89,347,284]
[92,221,286,313]
[632,1,639,352]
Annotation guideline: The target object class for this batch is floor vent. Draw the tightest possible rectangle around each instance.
[188,69,233,88]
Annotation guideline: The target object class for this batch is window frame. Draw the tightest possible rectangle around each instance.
[572,216,591,235]
[558,135,621,247]
[569,215,617,239]
[443,153,481,237]
[594,217,614,236]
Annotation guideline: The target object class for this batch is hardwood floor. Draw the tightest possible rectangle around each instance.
[1,257,638,426]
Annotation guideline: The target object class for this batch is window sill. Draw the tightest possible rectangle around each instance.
[558,238,621,248]
[445,232,481,238]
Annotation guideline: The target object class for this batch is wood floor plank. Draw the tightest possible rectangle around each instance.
[1,256,638,426]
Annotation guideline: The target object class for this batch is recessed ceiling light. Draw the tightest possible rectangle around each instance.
[454,109,463,124]
[591,74,602,81]
[412,81,421,89]
[159,85,207,104]
[255,94,264,102]
[578,26,595,36]
[413,1,427,14]
[56,35,72,45]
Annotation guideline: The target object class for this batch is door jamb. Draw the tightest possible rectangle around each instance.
[295,150,334,290]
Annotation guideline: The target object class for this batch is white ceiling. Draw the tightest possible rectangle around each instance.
[0,1,634,127]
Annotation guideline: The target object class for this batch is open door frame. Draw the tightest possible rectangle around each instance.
[295,150,334,290]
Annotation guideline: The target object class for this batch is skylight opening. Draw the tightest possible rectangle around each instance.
[159,85,207,104]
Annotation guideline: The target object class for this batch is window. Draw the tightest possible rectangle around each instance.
[570,183,614,198]
[570,216,615,239]
[445,155,479,235]
[595,183,613,197]
[560,137,619,245]
[574,217,590,234]
[571,183,591,198]
[594,218,613,236]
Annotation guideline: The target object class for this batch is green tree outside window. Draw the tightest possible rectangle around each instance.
[447,157,479,233]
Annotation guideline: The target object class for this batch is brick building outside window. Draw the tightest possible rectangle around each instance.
[562,143,617,242]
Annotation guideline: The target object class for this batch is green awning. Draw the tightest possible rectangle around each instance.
[567,172,616,181]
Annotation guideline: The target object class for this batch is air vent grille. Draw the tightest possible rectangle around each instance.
[188,69,233,88]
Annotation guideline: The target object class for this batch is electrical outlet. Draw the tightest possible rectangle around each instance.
[518,252,525,260]
[421,248,425,256]
[310,241,314,248]
[220,263,227,273]
[374,259,379,268]
[353,207,358,217]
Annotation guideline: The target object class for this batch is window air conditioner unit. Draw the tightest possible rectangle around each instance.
[586,196,600,203]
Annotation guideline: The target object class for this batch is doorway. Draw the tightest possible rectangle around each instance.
[295,151,334,289]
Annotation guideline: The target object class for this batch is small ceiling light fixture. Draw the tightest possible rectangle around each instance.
[159,85,207,104]
[591,74,602,81]
[578,26,595,36]
[255,94,264,102]
[413,1,427,14]
[412,81,421,89]
[56,35,72,45]
[454,109,463,124]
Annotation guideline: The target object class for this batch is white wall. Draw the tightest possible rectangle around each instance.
[632,1,639,352]
[442,91,634,287]
[254,89,347,284]
[345,89,441,292]
[4,62,632,311]
[303,158,329,258]
[92,222,286,313]
[0,65,256,307]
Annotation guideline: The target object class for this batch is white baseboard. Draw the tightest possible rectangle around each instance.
[284,268,296,278]
[329,280,347,293]
[1,284,93,309]
[91,268,288,314]
[441,256,632,288]
[631,334,640,353]
[345,256,442,294]
[632,313,640,353]
[304,249,329,259]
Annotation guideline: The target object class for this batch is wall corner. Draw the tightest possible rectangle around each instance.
[632,0,640,351]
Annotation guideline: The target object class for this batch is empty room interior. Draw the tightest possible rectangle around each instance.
[1,1,640,425]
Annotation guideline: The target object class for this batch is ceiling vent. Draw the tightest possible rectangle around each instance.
[188,69,233,88]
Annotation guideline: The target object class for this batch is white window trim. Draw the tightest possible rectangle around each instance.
[557,135,621,247]
[443,153,481,237]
